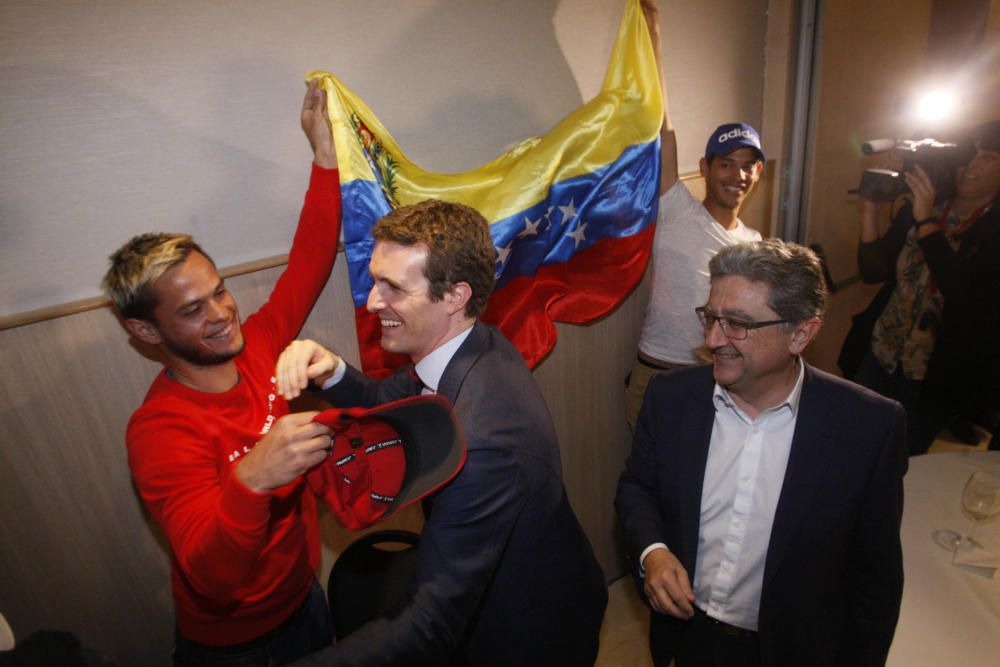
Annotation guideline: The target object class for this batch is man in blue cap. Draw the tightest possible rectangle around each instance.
[625,0,767,431]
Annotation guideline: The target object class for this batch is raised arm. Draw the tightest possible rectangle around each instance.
[857,200,914,284]
[251,79,342,351]
[641,0,678,193]
[907,164,978,299]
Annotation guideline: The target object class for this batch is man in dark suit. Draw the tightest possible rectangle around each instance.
[277,199,607,666]
[615,239,907,667]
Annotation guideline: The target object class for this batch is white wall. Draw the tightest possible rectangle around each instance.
[0,0,767,319]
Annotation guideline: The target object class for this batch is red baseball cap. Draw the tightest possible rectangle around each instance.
[307,394,467,530]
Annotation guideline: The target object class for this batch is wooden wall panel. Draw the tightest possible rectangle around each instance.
[0,304,174,661]
[804,0,935,286]
[533,279,649,578]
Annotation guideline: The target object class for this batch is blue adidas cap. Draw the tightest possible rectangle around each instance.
[705,123,766,162]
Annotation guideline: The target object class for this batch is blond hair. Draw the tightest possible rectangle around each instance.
[102,232,209,320]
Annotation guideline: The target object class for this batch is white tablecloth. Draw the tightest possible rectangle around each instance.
[886,451,1000,666]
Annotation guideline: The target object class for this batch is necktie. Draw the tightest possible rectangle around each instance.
[408,367,432,395]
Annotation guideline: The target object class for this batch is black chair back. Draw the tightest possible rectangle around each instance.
[327,529,420,640]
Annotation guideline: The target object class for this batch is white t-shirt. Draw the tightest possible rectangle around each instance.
[637,181,762,364]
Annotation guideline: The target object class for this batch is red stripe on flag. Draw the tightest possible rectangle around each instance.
[484,225,654,368]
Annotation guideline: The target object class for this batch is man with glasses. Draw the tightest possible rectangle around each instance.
[616,239,907,667]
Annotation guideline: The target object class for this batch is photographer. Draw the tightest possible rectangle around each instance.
[839,120,1000,455]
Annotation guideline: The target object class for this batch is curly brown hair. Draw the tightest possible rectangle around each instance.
[373,200,496,318]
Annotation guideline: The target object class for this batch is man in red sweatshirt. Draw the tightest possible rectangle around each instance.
[102,79,341,666]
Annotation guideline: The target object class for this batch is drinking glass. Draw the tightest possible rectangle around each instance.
[958,471,1000,550]
[932,470,1000,552]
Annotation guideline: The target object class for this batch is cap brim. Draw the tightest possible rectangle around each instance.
[363,395,467,514]
[706,143,766,163]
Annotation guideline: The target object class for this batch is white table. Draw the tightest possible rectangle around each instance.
[887,451,1000,667]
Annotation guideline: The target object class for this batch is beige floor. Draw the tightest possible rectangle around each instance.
[596,575,654,667]
[593,426,994,667]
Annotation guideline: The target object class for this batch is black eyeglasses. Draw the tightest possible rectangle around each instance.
[695,306,791,341]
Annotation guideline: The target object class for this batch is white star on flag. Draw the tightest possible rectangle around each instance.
[518,216,541,239]
[568,222,588,248]
[495,243,512,266]
[558,199,577,225]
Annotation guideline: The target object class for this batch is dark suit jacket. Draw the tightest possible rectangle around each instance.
[295,321,607,667]
[615,363,907,667]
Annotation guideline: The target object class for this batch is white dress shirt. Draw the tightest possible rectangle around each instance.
[641,360,804,632]
[412,326,474,393]
[322,325,474,395]
[695,360,804,630]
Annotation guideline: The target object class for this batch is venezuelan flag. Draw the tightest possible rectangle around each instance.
[310,0,662,375]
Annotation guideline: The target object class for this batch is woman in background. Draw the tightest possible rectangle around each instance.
[839,120,1000,455]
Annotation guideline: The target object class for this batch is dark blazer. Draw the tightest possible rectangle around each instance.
[295,321,607,667]
[615,363,907,667]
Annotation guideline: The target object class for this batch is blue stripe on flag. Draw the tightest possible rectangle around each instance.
[490,139,658,290]
[343,138,659,308]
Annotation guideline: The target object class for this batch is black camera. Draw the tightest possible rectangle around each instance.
[852,137,975,203]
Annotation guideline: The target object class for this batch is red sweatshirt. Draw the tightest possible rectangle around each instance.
[126,165,341,646]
